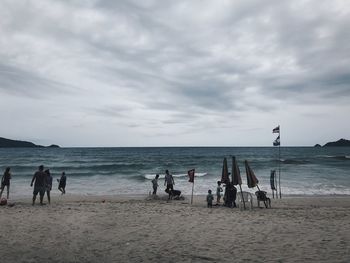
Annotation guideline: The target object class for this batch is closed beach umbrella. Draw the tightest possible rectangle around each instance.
[233,156,245,209]
[221,157,229,184]
[244,160,259,188]
[232,156,242,185]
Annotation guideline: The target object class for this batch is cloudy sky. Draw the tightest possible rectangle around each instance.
[0,0,349,147]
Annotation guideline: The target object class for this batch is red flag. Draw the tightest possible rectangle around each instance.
[188,169,195,183]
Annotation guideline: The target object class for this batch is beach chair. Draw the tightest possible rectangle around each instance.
[237,191,253,210]
[255,191,271,208]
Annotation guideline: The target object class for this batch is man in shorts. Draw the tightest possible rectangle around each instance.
[30,165,46,205]
[164,170,175,200]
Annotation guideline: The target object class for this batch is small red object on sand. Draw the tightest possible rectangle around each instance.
[0,198,7,206]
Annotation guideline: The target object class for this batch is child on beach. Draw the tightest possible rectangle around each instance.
[216,181,223,205]
[151,174,159,195]
[206,189,214,208]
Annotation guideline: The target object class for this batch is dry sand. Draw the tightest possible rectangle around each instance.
[0,194,349,263]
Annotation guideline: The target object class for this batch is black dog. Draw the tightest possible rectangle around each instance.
[165,189,182,200]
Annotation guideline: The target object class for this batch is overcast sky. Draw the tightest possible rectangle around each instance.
[0,0,349,147]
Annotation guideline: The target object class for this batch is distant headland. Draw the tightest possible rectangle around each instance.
[315,138,350,147]
[0,137,60,148]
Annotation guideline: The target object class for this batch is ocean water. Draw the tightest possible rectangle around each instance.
[0,147,349,198]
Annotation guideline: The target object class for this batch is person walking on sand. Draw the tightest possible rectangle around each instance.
[207,189,214,208]
[152,174,159,195]
[57,172,66,194]
[164,170,175,200]
[31,165,46,205]
[216,181,223,205]
[45,169,53,204]
[0,167,11,199]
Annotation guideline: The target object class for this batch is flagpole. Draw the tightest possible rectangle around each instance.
[271,171,274,199]
[279,126,282,199]
[191,182,194,205]
[275,170,278,198]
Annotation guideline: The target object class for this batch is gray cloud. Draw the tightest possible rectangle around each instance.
[0,0,349,146]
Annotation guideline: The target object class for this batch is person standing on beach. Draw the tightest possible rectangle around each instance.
[207,189,214,208]
[152,174,159,195]
[0,167,11,199]
[31,165,46,205]
[216,181,223,205]
[164,170,175,199]
[57,172,66,194]
[45,169,53,204]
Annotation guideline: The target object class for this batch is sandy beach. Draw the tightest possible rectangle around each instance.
[0,195,349,263]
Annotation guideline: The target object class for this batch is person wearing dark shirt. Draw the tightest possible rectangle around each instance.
[206,189,214,208]
[164,170,175,200]
[57,172,67,194]
[45,169,53,204]
[0,167,11,199]
[31,165,46,205]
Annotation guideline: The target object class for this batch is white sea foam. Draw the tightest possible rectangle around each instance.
[144,172,207,180]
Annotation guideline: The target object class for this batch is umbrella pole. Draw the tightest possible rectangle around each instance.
[279,128,282,199]
[239,185,245,210]
[279,145,281,199]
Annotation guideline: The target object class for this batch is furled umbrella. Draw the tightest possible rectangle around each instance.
[221,157,230,184]
[244,160,259,189]
[232,156,245,209]
[221,157,230,206]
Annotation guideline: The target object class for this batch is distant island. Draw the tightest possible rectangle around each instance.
[314,138,350,147]
[0,137,60,148]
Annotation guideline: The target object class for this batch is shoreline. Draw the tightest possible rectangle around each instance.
[6,192,350,201]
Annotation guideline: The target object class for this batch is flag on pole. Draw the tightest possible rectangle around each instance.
[188,169,195,183]
[272,126,280,133]
[273,135,280,146]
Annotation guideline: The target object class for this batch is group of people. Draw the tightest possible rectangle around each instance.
[207,181,237,208]
[30,165,67,205]
[151,170,181,200]
[0,166,67,205]
[150,170,237,207]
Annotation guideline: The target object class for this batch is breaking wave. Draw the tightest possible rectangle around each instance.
[143,172,207,180]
